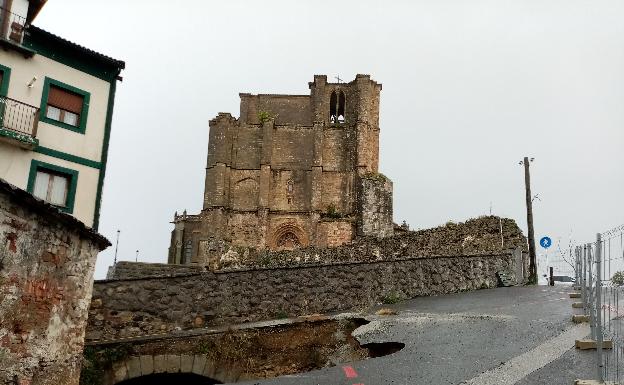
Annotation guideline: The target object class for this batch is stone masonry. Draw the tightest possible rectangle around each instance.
[88,251,522,342]
[115,216,526,275]
[168,75,393,265]
[0,179,110,385]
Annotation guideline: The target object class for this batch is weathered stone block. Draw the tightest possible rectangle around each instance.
[165,354,181,373]
[180,355,194,373]
[112,362,128,383]
[153,355,166,373]
[139,355,154,376]
[572,315,590,323]
[126,356,141,379]
[192,355,206,375]
[575,339,613,350]
[203,359,216,378]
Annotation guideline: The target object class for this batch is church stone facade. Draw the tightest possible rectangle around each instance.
[168,75,393,265]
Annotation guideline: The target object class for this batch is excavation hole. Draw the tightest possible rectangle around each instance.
[116,373,222,385]
[361,341,405,358]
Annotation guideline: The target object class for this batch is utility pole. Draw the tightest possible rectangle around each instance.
[522,156,537,284]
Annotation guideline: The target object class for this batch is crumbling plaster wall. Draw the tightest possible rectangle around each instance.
[0,190,108,385]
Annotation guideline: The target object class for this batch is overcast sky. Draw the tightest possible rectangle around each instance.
[36,0,624,279]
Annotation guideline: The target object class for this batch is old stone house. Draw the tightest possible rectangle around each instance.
[169,75,394,265]
[0,178,110,385]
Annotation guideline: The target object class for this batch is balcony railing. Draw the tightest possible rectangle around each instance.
[0,96,39,148]
[0,6,26,44]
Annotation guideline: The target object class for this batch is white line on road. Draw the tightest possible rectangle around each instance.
[461,323,589,385]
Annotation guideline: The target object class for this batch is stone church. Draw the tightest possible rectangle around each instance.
[168,74,393,265]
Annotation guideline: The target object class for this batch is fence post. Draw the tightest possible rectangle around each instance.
[577,247,581,289]
[589,244,596,340]
[582,246,587,314]
[575,247,579,288]
[596,233,604,383]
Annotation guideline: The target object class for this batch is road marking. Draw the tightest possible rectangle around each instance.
[461,323,589,385]
[342,365,358,378]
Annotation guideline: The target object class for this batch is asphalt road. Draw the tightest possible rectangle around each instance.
[239,285,595,385]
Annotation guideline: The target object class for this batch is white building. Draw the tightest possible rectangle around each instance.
[0,0,124,228]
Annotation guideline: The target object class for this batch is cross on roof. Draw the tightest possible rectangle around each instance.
[335,75,343,84]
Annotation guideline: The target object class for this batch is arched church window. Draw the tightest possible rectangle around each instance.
[330,91,337,123]
[337,91,346,123]
[329,90,346,124]
[277,232,301,250]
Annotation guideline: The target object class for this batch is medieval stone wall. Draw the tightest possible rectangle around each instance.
[88,252,519,342]
[0,181,109,385]
[357,174,393,237]
[107,262,205,280]
[162,216,525,271]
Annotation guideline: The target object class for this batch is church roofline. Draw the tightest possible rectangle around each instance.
[239,93,309,98]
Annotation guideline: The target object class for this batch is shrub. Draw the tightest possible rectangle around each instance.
[612,271,624,286]
[275,310,288,319]
[324,203,342,219]
[381,292,402,304]
[257,111,275,123]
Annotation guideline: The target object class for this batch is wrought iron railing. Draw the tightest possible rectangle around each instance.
[0,95,39,141]
[0,6,27,44]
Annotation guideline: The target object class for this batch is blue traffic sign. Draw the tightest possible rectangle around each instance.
[540,236,552,249]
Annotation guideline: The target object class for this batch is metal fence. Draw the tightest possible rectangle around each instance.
[0,6,27,44]
[0,95,39,138]
[575,225,624,383]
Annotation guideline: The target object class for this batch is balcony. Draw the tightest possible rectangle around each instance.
[0,6,34,57]
[0,96,39,149]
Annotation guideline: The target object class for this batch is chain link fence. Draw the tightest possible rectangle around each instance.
[574,226,624,383]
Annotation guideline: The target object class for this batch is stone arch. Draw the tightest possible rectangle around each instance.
[329,90,347,124]
[329,90,337,123]
[105,355,243,385]
[270,223,308,251]
[337,91,346,123]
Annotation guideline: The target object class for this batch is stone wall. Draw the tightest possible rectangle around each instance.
[88,251,519,342]
[0,179,110,385]
[107,262,206,280]
[357,174,393,237]
[130,216,527,276]
[212,216,526,271]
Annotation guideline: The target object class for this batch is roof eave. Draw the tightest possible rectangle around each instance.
[26,0,48,24]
